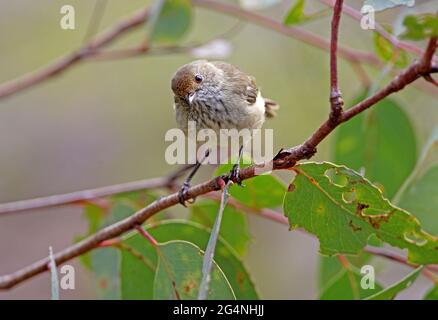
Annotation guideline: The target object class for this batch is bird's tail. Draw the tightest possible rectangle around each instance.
[264,98,279,118]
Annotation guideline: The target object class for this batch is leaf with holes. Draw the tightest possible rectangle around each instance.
[283,162,438,265]
[153,240,235,299]
[366,267,423,300]
[190,200,251,257]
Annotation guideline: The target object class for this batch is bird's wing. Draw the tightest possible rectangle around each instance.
[210,61,259,105]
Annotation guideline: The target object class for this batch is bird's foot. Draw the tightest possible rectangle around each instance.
[178,181,195,207]
[228,162,244,187]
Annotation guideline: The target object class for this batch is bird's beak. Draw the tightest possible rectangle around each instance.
[186,92,195,106]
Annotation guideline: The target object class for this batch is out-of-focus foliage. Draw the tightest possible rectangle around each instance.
[149,0,193,44]
[283,0,329,26]
[373,31,408,68]
[401,14,438,40]
[320,265,383,300]
[366,267,423,300]
[424,286,438,300]
[333,95,417,199]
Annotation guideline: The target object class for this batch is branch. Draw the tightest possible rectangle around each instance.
[329,0,344,122]
[0,0,381,101]
[274,37,438,168]
[0,164,193,215]
[192,0,379,66]
[319,0,437,60]
[0,7,151,99]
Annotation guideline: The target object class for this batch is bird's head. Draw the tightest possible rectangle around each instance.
[171,60,221,106]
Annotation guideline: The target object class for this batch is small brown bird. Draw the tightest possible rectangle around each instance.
[171,60,279,135]
[170,60,279,205]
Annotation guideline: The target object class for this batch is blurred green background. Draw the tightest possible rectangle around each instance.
[0,0,437,299]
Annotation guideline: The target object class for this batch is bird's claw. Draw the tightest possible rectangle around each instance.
[228,163,244,187]
[178,182,195,207]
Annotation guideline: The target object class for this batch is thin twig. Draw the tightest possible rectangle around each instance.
[82,0,108,43]
[135,225,159,247]
[192,0,379,66]
[0,164,192,215]
[319,0,436,60]
[0,7,151,99]
[329,0,344,121]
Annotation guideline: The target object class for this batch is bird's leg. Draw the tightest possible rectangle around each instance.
[228,145,244,186]
[178,149,210,206]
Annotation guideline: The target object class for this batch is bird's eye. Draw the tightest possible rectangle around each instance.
[194,74,203,83]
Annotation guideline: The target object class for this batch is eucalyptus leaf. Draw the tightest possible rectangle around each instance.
[190,200,251,257]
[333,96,417,199]
[149,0,193,44]
[320,266,383,300]
[153,240,235,300]
[119,220,259,300]
[283,162,438,265]
[366,267,423,300]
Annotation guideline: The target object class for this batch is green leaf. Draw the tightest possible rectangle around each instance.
[153,240,235,300]
[319,251,376,290]
[363,0,415,12]
[149,0,193,44]
[366,267,423,300]
[320,266,383,300]
[398,166,438,235]
[396,125,438,235]
[284,0,306,25]
[373,31,408,68]
[190,200,251,257]
[401,14,438,41]
[90,202,137,299]
[424,286,438,300]
[283,162,438,265]
[76,204,106,269]
[119,239,157,299]
[333,96,417,199]
[283,0,328,26]
[120,220,259,300]
[91,248,120,299]
[216,164,286,208]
